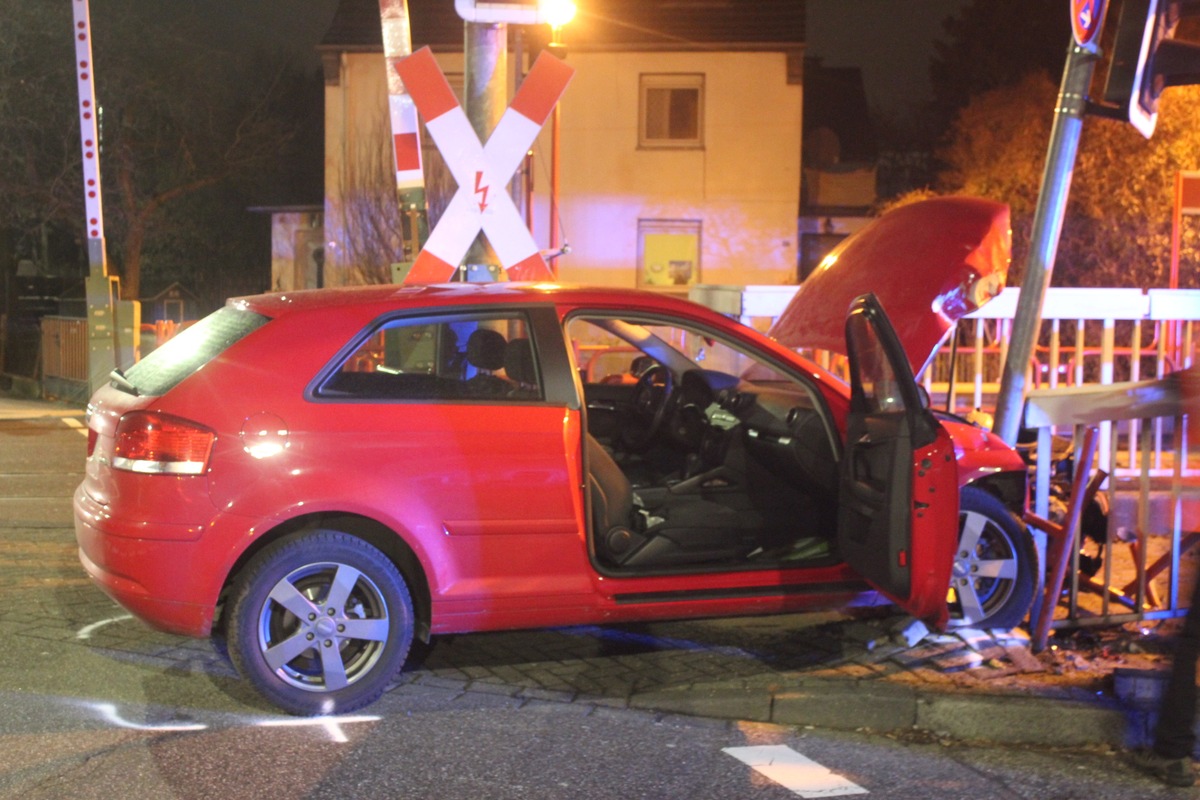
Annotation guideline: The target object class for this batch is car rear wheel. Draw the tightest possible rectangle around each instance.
[947,486,1036,630]
[227,530,414,715]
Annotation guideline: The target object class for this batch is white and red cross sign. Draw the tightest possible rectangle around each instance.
[395,47,574,283]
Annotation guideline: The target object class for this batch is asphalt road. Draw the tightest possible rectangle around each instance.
[0,410,1178,799]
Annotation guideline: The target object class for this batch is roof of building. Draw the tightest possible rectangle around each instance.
[320,0,804,52]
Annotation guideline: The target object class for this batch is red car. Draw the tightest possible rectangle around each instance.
[75,197,1034,715]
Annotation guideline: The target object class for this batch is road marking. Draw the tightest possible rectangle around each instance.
[62,417,88,437]
[257,715,379,743]
[80,699,379,742]
[76,614,134,639]
[93,702,208,732]
[723,745,868,798]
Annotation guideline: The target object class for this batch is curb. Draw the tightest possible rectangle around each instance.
[0,395,85,420]
[628,677,1141,748]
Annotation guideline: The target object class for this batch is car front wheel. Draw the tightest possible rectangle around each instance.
[947,486,1037,630]
[227,530,414,715]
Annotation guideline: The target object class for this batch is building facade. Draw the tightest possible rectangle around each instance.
[318,0,804,290]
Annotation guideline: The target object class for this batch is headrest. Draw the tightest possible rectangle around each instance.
[466,328,507,371]
[504,338,536,385]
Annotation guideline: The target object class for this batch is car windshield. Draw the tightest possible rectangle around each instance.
[568,315,792,385]
[120,305,269,396]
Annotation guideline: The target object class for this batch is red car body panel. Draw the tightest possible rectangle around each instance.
[769,196,1012,376]
[893,426,959,625]
[75,241,1025,642]
[942,416,1030,486]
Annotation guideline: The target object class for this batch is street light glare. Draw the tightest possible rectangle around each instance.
[541,0,577,29]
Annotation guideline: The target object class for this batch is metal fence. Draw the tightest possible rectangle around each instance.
[930,288,1199,481]
[1023,376,1197,630]
[691,283,1200,630]
[692,285,1200,477]
[40,316,89,383]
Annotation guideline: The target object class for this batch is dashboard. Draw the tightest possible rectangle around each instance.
[676,369,841,497]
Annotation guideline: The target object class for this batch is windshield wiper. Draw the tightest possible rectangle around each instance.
[109,368,140,396]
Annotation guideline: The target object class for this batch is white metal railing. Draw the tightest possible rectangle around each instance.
[691,285,1200,479]
[934,288,1198,480]
[1023,375,1197,629]
[690,283,1200,631]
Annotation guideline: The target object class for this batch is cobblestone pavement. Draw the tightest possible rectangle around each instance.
[0,397,1177,748]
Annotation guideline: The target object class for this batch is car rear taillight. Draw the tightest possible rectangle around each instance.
[112,411,216,475]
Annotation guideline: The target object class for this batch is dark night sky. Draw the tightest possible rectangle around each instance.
[143,0,969,115]
[142,0,340,69]
[806,0,971,118]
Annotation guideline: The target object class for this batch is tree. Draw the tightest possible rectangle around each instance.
[874,0,1071,205]
[932,71,1200,289]
[91,3,309,301]
[335,116,407,286]
[0,2,84,271]
[928,0,1070,135]
[0,1,320,307]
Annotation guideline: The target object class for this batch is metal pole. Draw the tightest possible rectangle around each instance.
[548,24,566,276]
[992,41,1100,445]
[550,103,560,277]
[463,20,506,275]
[510,27,527,225]
[1171,171,1183,289]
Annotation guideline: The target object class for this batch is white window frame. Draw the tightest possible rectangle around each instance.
[638,73,705,149]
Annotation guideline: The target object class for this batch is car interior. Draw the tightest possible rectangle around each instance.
[567,315,843,574]
[317,315,542,402]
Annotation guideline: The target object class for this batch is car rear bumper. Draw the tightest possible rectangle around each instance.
[74,485,217,637]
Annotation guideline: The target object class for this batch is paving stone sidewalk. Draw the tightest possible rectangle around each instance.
[393,610,1176,748]
[0,392,1179,749]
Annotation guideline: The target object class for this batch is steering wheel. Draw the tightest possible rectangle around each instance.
[621,364,674,451]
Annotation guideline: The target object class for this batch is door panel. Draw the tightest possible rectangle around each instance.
[838,294,957,624]
[581,381,638,441]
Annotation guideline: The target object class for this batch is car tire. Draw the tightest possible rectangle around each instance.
[227,530,414,716]
[947,486,1037,630]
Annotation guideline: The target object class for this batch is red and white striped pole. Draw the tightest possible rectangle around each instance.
[72,0,122,392]
[72,0,105,255]
[378,0,429,263]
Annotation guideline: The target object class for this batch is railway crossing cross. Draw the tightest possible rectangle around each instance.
[395,47,574,283]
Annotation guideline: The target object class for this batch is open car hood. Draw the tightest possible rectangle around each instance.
[770,196,1011,376]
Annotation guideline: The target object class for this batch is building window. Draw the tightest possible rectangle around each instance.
[638,219,701,290]
[639,74,704,149]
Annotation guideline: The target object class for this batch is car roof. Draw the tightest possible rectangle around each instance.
[231,282,719,320]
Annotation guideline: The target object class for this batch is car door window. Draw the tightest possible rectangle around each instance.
[315,313,542,402]
[846,312,906,415]
[566,315,793,385]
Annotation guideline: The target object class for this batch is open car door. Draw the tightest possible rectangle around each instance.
[838,294,958,628]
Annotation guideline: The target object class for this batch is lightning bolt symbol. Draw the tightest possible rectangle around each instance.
[473,171,489,212]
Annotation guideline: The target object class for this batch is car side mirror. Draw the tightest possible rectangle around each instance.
[916,384,931,410]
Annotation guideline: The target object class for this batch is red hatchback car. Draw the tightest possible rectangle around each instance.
[75,197,1034,715]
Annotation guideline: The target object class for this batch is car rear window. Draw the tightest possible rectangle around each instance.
[121,306,269,396]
